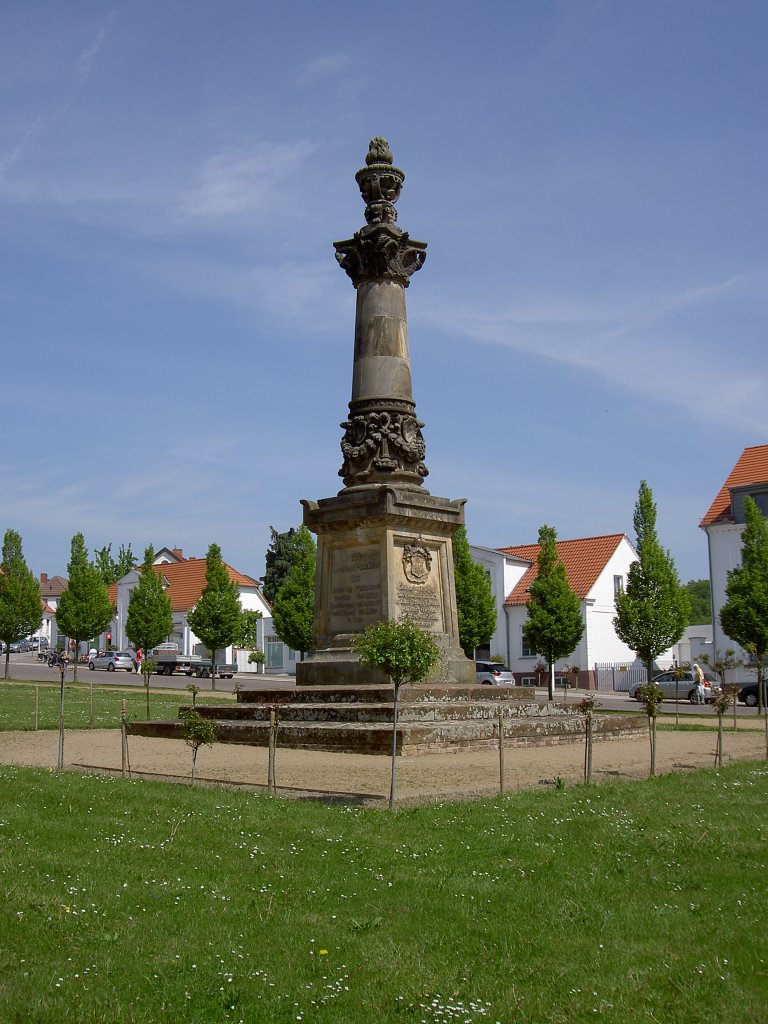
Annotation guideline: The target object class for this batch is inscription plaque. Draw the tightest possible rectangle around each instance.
[396,582,443,630]
[395,542,444,630]
[328,546,381,633]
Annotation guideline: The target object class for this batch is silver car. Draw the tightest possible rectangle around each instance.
[475,661,516,685]
[629,670,718,704]
[88,651,135,672]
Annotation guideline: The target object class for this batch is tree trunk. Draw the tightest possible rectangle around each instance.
[268,710,277,794]
[585,712,593,782]
[649,716,656,777]
[211,647,217,691]
[57,670,66,770]
[717,714,724,768]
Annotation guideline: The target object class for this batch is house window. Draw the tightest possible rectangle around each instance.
[614,575,624,596]
[520,676,536,686]
[521,627,536,658]
[749,493,768,515]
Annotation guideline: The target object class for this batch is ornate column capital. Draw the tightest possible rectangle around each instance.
[333,137,427,288]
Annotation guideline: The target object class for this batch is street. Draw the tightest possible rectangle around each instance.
[0,654,293,694]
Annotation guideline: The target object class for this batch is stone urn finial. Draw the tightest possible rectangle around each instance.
[353,136,405,227]
[365,136,393,165]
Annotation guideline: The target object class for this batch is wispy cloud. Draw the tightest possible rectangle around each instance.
[419,271,767,431]
[76,24,109,82]
[298,53,357,83]
[174,141,316,224]
[1,137,318,237]
[0,20,111,185]
[0,114,45,184]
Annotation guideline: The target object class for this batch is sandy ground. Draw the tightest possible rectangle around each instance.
[1,721,766,806]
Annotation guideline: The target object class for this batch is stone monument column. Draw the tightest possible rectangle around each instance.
[296,138,474,687]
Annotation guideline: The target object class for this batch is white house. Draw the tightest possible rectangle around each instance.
[470,534,640,688]
[700,444,768,683]
[106,547,298,674]
[38,573,68,649]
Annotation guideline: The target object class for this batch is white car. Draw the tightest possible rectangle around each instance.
[88,651,135,672]
[475,661,516,685]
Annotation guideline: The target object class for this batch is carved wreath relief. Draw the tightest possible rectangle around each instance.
[339,408,428,483]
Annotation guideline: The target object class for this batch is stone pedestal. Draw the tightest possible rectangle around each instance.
[296,486,475,687]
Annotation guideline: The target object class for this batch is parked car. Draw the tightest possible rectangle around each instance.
[475,661,516,686]
[629,670,719,705]
[88,651,135,672]
[737,683,768,708]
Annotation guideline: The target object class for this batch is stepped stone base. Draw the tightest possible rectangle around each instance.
[128,685,646,756]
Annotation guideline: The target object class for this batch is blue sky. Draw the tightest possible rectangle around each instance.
[1,1,765,585]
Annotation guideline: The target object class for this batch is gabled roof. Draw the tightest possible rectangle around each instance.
[154,547,187,564]
[498,533,628,606]
[39,574,68,597]
[153,558,259,612]
[700,445,768,527]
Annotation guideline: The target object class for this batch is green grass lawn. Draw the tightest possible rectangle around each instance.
[0,761,766,1023]
[0,681,232,730]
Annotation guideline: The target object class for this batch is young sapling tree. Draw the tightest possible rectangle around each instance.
[182,710,218,786]
[353,620,440,809]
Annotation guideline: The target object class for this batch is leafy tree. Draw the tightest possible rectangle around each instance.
[634,682,665,777]
[710,688,736,768]
[453,525,497,657]
[353,620,441,808]
[271,526,316,656]
[523,525,584,701]
[236,608,264,670]
[684,578,712,625]
[720,496,768,716]
[182,710,217,786]
[56,533,113,683]
[93,543,136,585]
[614,481,689,688]
[699,648,743,692]
[0,530,43,680]
[262,527,302,604]
[186,544,244,690]
[236,609,263,649]
[575,692,600,783]
[126,545,174,719]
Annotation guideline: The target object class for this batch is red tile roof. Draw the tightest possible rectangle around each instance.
[148,558,260,612]
[700,445,768,527]
[498,533,627,606]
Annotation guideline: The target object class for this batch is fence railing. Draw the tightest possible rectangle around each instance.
[594,662,647,693]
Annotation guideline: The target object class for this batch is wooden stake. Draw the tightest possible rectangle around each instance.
[498,708,505,794]
[268,709,276,795]
[34,686,39,732]
[121,699,128,778]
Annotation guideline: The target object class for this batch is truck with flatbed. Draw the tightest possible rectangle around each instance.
[150,645,238,679]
